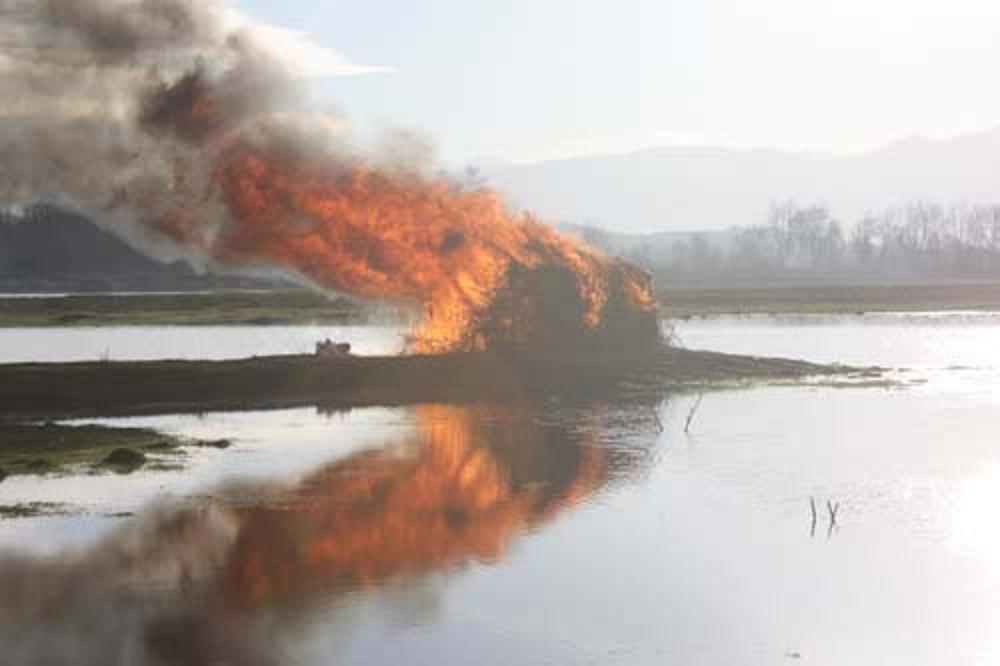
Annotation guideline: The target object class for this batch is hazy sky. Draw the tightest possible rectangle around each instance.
[237,0,1000,165]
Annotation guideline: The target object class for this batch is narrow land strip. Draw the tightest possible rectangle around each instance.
[659,281,1000,317]
[0,348,860,423]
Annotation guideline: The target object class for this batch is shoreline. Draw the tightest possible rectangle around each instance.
[0,348,859,422]
[658,281,1000,317]
[0,281,999,327]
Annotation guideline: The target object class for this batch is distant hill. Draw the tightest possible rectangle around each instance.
[484,127,1000,233]
[0,207,286,293]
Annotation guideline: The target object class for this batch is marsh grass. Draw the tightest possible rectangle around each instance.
[0,291,363,327]
[0,423,227,478]
[659,281,1000,317]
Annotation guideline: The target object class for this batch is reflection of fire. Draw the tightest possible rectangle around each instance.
[0,403,655,665]
[157,141,659,354]
[222,405,609,607]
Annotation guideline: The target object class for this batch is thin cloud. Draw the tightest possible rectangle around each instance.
[224,8,393,79]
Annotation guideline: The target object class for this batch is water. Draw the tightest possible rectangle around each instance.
[674,311,1000,368]
[0,324,405,362]
[0,311,996,365]
[1,314,999,664]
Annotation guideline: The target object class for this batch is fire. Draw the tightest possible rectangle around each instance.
[156,141,658,354]
[220,405,611,607]
[0,0,660,356]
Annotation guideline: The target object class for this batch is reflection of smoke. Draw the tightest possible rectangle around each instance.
[0,0,658,353]
[0,504,247,665]
[0,402,659,665]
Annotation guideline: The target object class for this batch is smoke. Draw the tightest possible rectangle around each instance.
[0,0,658,353]
[0,0,330,251]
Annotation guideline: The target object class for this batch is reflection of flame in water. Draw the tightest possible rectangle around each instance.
[0,403,655,665]
[223,405,610,608]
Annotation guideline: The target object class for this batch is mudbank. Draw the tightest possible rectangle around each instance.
[0,347,853,421]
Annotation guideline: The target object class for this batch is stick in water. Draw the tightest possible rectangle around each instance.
[684,393,705,434]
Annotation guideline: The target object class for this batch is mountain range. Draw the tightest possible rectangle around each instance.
[482,127,1000,233]
[8,126,1000,292]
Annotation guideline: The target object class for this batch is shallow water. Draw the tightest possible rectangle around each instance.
[1,314,999,665]
[675,311,1000,368]
[0,310,996,365]
[0,324,405,362]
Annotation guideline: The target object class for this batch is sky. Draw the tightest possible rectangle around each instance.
[236,0,1000,165]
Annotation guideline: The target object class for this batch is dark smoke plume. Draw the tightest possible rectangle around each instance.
[0,1,660,353]
[0,0,319,259]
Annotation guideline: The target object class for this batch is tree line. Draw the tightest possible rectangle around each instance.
[613,201,1000,284]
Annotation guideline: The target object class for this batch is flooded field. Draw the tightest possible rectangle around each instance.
[1,313,999,664]
[0,324,405,362]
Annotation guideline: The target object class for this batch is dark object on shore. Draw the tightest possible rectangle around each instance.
[0,348,853,422]
[101,447,147,470]
[316,339,351,357]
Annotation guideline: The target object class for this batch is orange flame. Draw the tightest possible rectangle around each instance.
[157,142,657,353]
[221,405,611,607]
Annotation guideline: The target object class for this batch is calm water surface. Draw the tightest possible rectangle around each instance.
[0,324,405,362]
[1,314,999,665]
